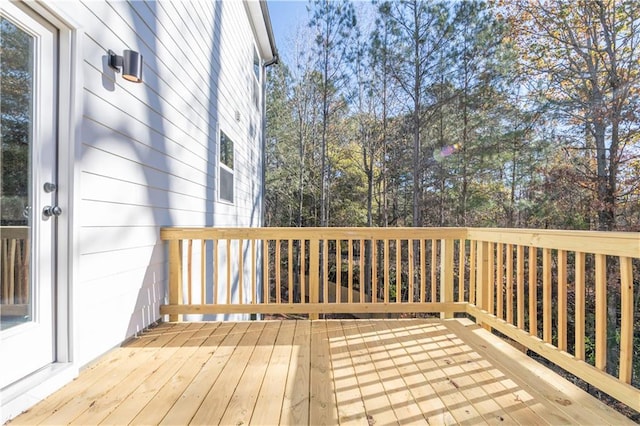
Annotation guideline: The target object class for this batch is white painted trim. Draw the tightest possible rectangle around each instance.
[0,364,79,424]
[0,2,84,422]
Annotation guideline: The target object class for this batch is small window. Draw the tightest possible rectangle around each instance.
[253,47,260,81]
[219,130,234,203]
[253,48,261,109]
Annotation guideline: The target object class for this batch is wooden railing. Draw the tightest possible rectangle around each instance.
[160,227,469,320]
[160,226,639,411]
[463,228,639,412]
[1,226,30,315]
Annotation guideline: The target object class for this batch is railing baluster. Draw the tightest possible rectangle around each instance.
[348,239,353,304]
[168,239,183,322]
[396,239,401,303]
[213,239,219,305]
[372,240,377,303]
[251,239,256,304]
[187,239,193,305]
[431,239,437,303]
[575,251,585,360]
[359,239,365,303]
[300,240,306,304]
[458,239,465,303]
[288,239,293,304]
[595,253,607,371]
[323,239,329,304]
[201,240,206,305]
[619,256,633,384]
[440,239,454,319]
[226,239,232,305]
[275,239,281,305]
[408,239,414,303]
[469,240,476,305]
[488,242,495,316]
[263,240,268,304]
[497,243,504,320]
[517,245,524,329]
[336,240,341,304]
[309,238,319,319]
[506,244,513,324]
[384,239,389,303]
[420,239,426,303]
[557,250,567,351]
[543,248,552,343]
[238,239,244,305]
[529,246,537,337]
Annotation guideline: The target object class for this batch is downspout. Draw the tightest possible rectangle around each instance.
[258,0,278,316]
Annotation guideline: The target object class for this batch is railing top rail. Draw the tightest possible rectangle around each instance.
[0,226,29,239]
[160,227,468,240]
[466,227,640,258]
[160,226,639,258]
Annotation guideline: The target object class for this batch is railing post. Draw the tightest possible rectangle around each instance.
[168,239,183,322]
[619,256,633,384]
[309,238,319,320]
[440,239,454,319]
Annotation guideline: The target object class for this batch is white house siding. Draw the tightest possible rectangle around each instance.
[51,0,265,366]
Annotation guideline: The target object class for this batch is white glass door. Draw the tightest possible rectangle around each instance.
[0,2,57,388]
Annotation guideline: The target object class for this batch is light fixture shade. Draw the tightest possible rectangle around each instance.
[108,49,143,83]
[122,49,143,83]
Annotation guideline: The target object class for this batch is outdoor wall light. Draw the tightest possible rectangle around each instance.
[108,49,143,83]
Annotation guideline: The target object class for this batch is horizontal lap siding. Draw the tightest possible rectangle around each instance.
[57,0,264,364]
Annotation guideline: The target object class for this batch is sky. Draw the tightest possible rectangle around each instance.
[266,1,311,57]
[266,1,376,65]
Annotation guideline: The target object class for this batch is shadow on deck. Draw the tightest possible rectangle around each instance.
[9,318,632,425]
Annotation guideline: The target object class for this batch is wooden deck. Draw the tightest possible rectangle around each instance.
[9,319,632,425]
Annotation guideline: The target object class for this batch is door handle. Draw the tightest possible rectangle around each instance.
[43,205,62,218]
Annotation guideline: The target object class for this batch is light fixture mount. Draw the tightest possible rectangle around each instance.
[108,49,143,83]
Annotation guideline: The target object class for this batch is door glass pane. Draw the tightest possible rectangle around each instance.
[1,17,33,330]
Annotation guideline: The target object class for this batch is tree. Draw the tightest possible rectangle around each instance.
[308,0,357,228]
[1,17,32,225]
[377,0,453,227]
[505,0,640,231]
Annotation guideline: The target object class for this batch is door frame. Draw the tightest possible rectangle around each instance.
[23,0,82,368]
[1,1,81,419]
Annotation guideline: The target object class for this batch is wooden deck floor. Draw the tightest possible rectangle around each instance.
[8,319,632,425]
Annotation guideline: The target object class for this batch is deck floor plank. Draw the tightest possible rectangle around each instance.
[279,320,311,426]
[309,320,338,425]
[161,321,259,425]
[99,322,222,425]
[250,320,296,425]
[360,320,429,425]
[7,319,635,426]
[378,320,462,425]
[400,321,487,425]
[326,320,367,425]
[217,321,281,426]
[128,321,240,425]
[339,320,398,425]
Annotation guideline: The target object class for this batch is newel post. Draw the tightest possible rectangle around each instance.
[440,239,454,319]
[309,238,319,320]
[168,239,183,322]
